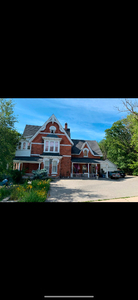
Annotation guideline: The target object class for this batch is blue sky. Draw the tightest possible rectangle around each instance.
[11,98,133,142]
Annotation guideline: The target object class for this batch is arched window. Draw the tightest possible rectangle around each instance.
[50,126,56,134]
[44,160,49,173]
[23,142,26,149]
[83,148,88,157]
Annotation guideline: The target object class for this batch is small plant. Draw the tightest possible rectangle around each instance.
[0,186,11,201]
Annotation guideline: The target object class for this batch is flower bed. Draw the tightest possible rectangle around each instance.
[0,179,51,202]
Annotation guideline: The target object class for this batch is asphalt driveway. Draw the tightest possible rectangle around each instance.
[46,176,138,202]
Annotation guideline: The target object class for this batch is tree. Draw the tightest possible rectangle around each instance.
[104,120,137,174]
[98,139,108,160]
[0,98,21,173]
[115,98,138,121]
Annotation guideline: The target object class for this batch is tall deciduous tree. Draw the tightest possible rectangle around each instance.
[0,98,21,173]
[102,120,137,174]
[98,139,108,160]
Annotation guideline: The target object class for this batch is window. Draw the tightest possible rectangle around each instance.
[45,141,49,152]
[23,142,26,149]
[50,126,56,134]
[27,143,30,150]
[50,141,54,151]
[18,142,21,149]
[44,140,59,152]
[55,142,58,152]
[83,149,88,157]
[45,160,49,173]
[52,161,57,173]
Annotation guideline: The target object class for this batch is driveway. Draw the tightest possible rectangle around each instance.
[46,176,138,202]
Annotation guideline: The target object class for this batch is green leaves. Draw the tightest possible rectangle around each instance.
[99,118,138,174]
[0,99,21,173]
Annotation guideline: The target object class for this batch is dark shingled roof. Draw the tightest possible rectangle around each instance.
[40,153,62,156]
[23,125,41,137]
[71,158,102,163]
[13,156,43,162]
[71,139,103,156]
[46,134,59,138]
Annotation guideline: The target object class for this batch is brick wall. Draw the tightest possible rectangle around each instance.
[60,157,71,177]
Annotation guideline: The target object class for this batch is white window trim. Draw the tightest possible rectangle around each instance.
[17,140,30,151]
[52,159,59,174]
[44,158,50,174]
[43,139,61,153]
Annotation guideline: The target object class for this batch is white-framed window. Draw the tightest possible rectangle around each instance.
[44,160,49,173]
[52,160,58,173]
[50,141,54,151]
[44,140,59,153]
[18,142,21,150]
[23,142,26,149]
[45,141,49,152]
[27,143,30,150]
[83,148,89,157]
[55,142,58,152]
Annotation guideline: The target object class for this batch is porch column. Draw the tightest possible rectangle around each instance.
[96,164,97,175]
[38,162,41,170]
[71,162,73,178]
[18,162,20,171]
[106,164,108,178]
[88,163,89,178]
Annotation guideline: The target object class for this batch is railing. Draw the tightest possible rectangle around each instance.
[73,173,97,178]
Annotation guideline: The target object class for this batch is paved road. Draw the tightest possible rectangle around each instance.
[46,176,138,202]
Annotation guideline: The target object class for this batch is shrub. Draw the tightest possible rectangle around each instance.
[0,186,11,201]
[10,170,23,184]
[19,189,46,202]
[10,185,26,200]
[32,168,47,179]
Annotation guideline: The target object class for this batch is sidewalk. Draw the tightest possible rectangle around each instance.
[92,196,138,202]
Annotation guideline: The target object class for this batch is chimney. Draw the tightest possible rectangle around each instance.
[64,123,71,138]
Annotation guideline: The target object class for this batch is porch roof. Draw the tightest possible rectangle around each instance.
[71,158,102,164]
[13,156,43,162]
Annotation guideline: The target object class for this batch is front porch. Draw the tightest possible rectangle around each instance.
[71,158,109,179]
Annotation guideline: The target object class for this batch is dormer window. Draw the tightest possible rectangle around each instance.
[83,148,89,157]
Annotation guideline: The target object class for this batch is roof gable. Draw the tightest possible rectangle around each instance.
[71,139,103,156]
[29,114,74,145]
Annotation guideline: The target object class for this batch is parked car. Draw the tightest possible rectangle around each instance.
[117,170,126,178]
[108,171,121,179]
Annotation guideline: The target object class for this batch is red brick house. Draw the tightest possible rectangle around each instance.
[13,114,107,178]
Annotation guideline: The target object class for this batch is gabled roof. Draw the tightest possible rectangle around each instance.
[71,139,103,156]
[23,125,41,137]
[29,114,74,145]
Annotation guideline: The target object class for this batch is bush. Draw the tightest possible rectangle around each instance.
[10,170,23,184]
[0,186,11,201]
[19,189,46,202]
[32,168,47,179]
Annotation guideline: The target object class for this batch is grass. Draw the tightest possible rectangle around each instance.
[86,195,138,202]
[0,179,51,202]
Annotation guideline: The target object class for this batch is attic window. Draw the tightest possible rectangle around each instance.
[83,148,89,157]
[50,126,56,134]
